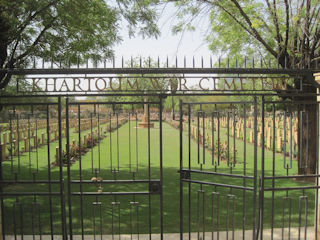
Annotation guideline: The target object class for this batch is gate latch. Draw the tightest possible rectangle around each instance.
[179,170,190,180]
[149,181,161,194]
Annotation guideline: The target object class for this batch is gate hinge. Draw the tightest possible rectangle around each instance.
[179,170,190,179]
[149,181,161,194]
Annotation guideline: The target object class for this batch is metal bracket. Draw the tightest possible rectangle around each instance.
[149,181,161,194]
[179,170,190,180]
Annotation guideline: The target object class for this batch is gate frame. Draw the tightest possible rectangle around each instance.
[0,61,320,240]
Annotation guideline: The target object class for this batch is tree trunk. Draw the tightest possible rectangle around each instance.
[0,9,10,89]
[297,74,317,175]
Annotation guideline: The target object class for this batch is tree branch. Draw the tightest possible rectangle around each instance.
[9,0,59,43]
[284,0,290,53]
[229,0,278,58]
[264,0,282,50]
[212,2,253,36]
[12,17,57,65]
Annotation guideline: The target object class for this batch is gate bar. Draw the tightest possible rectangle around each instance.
[253,96,258,240]
[66,97,73,239]
[260,96,265,240]
[58,97,68,240]
[179,99,183,240]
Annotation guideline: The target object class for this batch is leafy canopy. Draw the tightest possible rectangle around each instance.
[170,0,320,68]
[0,0,160,88]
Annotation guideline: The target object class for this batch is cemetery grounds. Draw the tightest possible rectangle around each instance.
[0,107,315,235]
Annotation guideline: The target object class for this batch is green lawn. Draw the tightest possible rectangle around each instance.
[1,120,315,235]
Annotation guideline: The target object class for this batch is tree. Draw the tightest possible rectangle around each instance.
[0,0,160,89]
[169,0,320,174]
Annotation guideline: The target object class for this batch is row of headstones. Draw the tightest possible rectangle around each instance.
[55,118,128,164]
[0,119,55,132]
[186,117,299,154]
[74,118,109,132]
[0,118,95,161]
[194,116,298,132]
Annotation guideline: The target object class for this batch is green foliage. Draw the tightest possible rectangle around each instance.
[0,0,160,88]
[169,0,320,68]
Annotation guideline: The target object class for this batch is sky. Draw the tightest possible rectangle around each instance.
[113,3,213,67]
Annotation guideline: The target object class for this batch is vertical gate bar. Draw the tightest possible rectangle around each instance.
[16,114,20,172]
[188,103,191,240]
[253,96,257,240]
[315,104,319,240]
[260,96,265,240]
[13,201,22,240]
[281,197,292,239]
[211,192,219,240]
[13,203,16,240]
[129,112,132,172]
[304,197,308,240]
[283,111,287,169]
[242,103,246,240]
[289,112,293,169]
[306,111,309,168]
[37,203,42,240]
[19,200,23,240]
[137,202,140,240]
[99,202,103,240]
[110,113,113,172]
[159,98,164,240]
[197,110,200,165]
[0,127,5,240]
[227,110,230,166]
[230,195,236,240]
[111,202,121,240]
[211,112,214,165]
[135,112,139,173]
[298,196,308,240]
[35,117,39,172]
[93,202,102,240]
[130,201,140,240]
[233,108,236,167]
[298,197,302,240]
[91,113,93,173]
[130,203,133,240]
[78,105,84,240]
[203,191,205,240]
[197,190,200,240]
[226,194,229,240]
[202,112,205,165]
[271,104,275,240]
[46,105,54,240]
[179,100,183,240]
[32,201,42,240]
[58,96,68,240]
[31,200,35,239]
[299,110,303,168]
[147,104,152,240]
[117,113,119,173]
[28,115,31,171]
[9,114,13,172]
[66,97,73,239]
[93,203,97,240]
[217,192,220,240]
[217,110,220,165]
[98,112,101,172]
[197,190,205,240]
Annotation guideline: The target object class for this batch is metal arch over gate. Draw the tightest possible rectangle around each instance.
[0,57,320,240]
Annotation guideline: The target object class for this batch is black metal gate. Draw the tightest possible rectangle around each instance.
[0,95,164,239]
[0,57,320,240]
[179,97,319,240]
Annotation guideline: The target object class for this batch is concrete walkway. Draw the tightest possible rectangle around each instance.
[4,227,315,240]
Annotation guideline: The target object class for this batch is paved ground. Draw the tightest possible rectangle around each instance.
[4,227,315,240]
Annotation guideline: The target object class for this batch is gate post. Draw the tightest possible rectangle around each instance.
[315,73,320,239]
